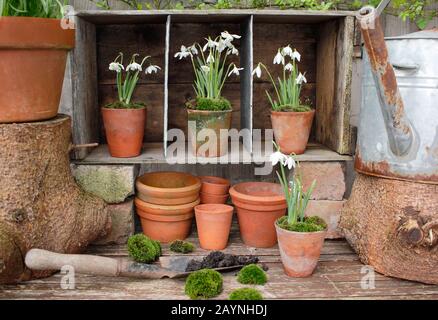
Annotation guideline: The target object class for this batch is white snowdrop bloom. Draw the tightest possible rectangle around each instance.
[221,31,241,42]
[145,65,161,74]
[252,64,262,78]
[273,51,285,65]
[126,62,142,72]
[296,73,307,84]
[284,63,293,72]
[231,46,239,55]
[228,65,243,77]
[291,49,301,62]
[174,45,191,59]
[109,62,124,73]
[270,151,287,166]
[189,45,198,55]
[203,38,219,52]
[206,53,215,64]
[201,65,210,73]
[281,45,293,57]
[284,156,296,170]
[217,39,228,52]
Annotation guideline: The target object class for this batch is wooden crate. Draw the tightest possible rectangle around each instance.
[70,9,356,162]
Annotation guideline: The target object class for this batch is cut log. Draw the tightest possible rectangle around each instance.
[0,115,111,284]
[340,173,438,284]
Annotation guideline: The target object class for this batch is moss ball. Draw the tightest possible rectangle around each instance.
[170,240,195,254]
[237,264,267,285]
[185,269,223,299]
[127,234,161,263]
[229,288,263,300]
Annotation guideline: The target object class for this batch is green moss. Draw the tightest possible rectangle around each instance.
[105,101,145,109]
[277,104,312,112]
[229,288,263,300]
[185,269,223,299]
[169,240,195,254]
[127,234,161,263]
[187,97,232,111]
[237,264,267,285]
[277,215,327,233]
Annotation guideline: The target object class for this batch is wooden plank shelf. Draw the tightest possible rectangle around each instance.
[74,142,353,165]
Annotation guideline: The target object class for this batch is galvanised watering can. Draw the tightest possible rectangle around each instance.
[356,3,438,184]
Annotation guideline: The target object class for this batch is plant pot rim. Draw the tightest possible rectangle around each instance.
[195,203,234,214]
[230,182,286,204]
[271,109,315,115]
[275,219,328,235]
[137,209,194,222]
[187,108,232,114]
[136,171,201,194]
[135,197,200,211]
[199,175,230,186]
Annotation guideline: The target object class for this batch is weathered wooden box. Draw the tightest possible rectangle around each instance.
[69,9,356,163]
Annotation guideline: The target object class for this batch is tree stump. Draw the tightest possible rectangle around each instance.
[340,173,438,284]
[0,115,111,284]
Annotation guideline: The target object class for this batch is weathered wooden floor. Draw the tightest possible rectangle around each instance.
[1,222,438,300]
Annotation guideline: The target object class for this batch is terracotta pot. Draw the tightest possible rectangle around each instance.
[136,208,194,243]
[271,110,315,155]
[200,192,229,204]
[275,222,326,277]
[230,182,287,248]
[199,176,230,195]
[136,171,201,205]
[0,17,75,123]
[134,197,200,215]
[102,107,146,158]
[195,204,234,250]
[187,109,232,157]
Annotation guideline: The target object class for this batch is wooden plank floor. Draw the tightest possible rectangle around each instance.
[1,222,438,300]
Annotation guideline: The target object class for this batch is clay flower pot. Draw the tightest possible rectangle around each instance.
[102,107,146,158]
[200,192,229,204]
[275,222,327,277]
[187,109,232,157]
[134,197,200,216]
[271,109,315,155]
[230,182,287,248]
[199,176,230,195]
[195,204,234,250]
[136,171,201,205]
[0,17,75,123]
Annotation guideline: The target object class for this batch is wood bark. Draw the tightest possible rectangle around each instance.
[340,173,438,284]
[0,115,111,284]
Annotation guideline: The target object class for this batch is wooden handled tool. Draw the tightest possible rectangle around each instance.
[25,249,184,279]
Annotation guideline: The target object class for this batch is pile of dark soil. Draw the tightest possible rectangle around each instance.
[185,251,261,272]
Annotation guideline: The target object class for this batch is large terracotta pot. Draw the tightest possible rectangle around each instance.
[230,182,287,248]
[136,171,201,205]
[271,109,315,155]
[0,17,75,123]
[195,204,234,250]
[187,109,232,157]
[102,107,146,158]
[275,222,326,277]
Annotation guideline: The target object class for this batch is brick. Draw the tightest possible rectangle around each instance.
[93,199,135,245]
[71,164,137,203]
[305,200,346,239]
[295,162,346,201]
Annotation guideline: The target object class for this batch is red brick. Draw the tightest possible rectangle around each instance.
[305,200,346,239]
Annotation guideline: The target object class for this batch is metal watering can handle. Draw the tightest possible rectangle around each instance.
[357,2,415,157]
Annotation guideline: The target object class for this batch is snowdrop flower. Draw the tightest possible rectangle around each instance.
[284,156,296,170]
[228,46,239,56]
[201,65,210,73]
[145,65,161,74]
[228,65,243,77]
[291,49,301,62]
[109,62,124,73]
[284,63,293,72]
[174,45,191,60]
[281,45,293,57]
[203,38,219,52]
[252,64,262,78]
[270,151,287,166]
[206,53,215,64]
[273,51,284,65]
[296,73,307,84]
[221,31,241,42]
[188,45,198,55]
[126,62,142,72]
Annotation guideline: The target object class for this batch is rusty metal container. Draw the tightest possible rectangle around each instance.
[356,18,438,184]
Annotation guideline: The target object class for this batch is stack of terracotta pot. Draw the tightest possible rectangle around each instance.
[230,182,287,248]
[199,176,230,204]
[135,171,201,243]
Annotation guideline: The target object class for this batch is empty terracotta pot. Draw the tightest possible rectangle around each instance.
[200,192,229,204]
[275,222,326,277]
[199,176,230,195]
[271,110,315,155]
[136,172,201,205]
[134,197,200,215]
[195,204,234,250]
[136,208,194,243]
[230,182,287,248]
[0,17,75,123]
[102,107,146,158]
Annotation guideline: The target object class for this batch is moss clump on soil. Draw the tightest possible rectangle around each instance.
[277,215,327,233]
[229,288,264,300]
[237,264,267,285]
[276,104,312,112]
[127,234,161,263]
[105,101,145,109]
[187,97,232,111]
[169,240,195,254]
[185,269,223,299]
[185,251,259,272]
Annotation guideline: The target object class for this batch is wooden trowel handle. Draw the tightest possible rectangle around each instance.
[25,249,119,277]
